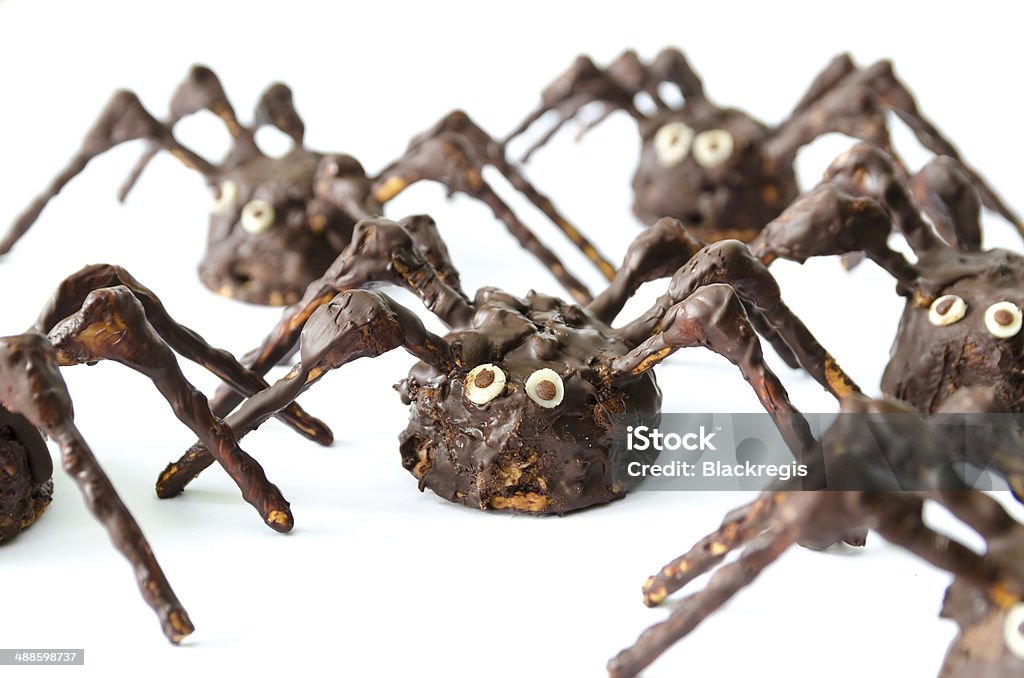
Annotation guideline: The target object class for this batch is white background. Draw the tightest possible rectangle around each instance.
[1,1,1023,676]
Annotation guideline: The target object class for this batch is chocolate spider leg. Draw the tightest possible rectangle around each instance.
[119,65,243,201]
[768,83,900,169]
[608,522,800,678]
[617,240,859,399]
[207,216,474,418]
[871,492,1011,594]
[910,156,984,252]
[573,50,668,140]
[504,54,644,157]
[589,217,801,369]
[2,90,218,255]
[252,82,304,146]
[158,290,453,497]
[0,333,192,643]
[788,53,858,116]
[46,286,292,532]
[844,60,1022,234]
[371,135,595,305]
[34,263,332,445]
[751,183,933,303]
[393,110,617,280]
[609,283,820,457]
[822,143,945,255]
[642,492,785,607]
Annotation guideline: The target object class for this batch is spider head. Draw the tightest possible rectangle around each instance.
[940,577,1024,676]
[882,248,1024,411]
[632,105,798,243]
[199,150,374,305]
[397,288,661,514]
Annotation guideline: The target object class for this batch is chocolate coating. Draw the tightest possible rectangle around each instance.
[633,106,798,241]
[0,407,53,543]
[509,50,1022,242]
[398,288,661,514]
[882,249,1024,412]
[200,149,368,305]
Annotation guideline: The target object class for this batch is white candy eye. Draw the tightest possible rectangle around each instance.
[241,199,275,234]
[211,180,238,214]
[654,122,694,167]
[1004,603,1024,659]
[464,364,506,405]
[928,294,967,326]
[984,301,1023,339]
[692,129,734,168]
[525,368,564,408]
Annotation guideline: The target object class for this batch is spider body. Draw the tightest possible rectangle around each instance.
[154,213,856,515]
[883,247,1024,413]
[200,147,370,305]
[508,50,1022,243]
[398,288,661,513]
[752,143,1024,418]
[632,106,797,242]
[5,68,613,306]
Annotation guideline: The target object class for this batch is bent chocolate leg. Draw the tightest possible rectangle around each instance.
[372,132,594,304]
[119,65,243,200]
[399,110,616,280]
[609,283,819,458]
[589,217,800,369]
[46,286,292,532]
[3,90,217,254]
[0,333,192,643]
[751,183,931,303]
[207,216,473,418]
[159,290,453,497]
[35,263,331,444]
[617,240,859,399]
[608,521,799,678]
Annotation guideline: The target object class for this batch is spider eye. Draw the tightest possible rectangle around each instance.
[211,180,238,214]
[692,129,734,168]
[928,294,967,326]
[241,199,276,234]
[653,122,694,167]
[464,364,506,405]
[984,302,1022,338]
[525,368,564,408]
[1004,603,1024,659]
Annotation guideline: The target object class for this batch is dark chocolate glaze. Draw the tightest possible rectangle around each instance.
[508,49,1022,242]
[0,407,53,543]
[633,105,798,241]
[200,148,371,305]
[7,67,609,307]
[882,248,1024,412]
[397,288,661,514]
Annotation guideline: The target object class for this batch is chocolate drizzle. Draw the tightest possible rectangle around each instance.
[398,289,661,514]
